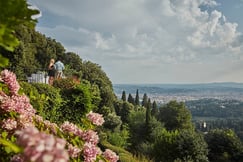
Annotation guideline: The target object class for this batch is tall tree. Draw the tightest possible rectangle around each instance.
[121,102,133,123]
[127,93,135,105]
[121,90,126,101]
[135,89,140,106]
[0,0,39,67]
[142,93,148,107]
[128,110,147,152]
[81,61,115,108]
[64,52,83,71]
[159,100,193,131]
[146,98,152,125]
[151,100,159,117]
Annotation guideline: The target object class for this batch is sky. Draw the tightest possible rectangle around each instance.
[27,0,243,84]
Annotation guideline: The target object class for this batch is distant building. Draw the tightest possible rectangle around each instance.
[203,121,207,128]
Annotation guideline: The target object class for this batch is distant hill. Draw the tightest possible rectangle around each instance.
[113,82,243,101]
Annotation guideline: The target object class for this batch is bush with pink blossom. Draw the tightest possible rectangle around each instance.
[86,111,105,126]
[0,70,119,162]
[103,149,119,162]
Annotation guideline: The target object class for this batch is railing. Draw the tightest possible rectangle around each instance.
[8,67,66,84]
[26,70,66,84]
[7,68,49,84]
[27,71,48,84]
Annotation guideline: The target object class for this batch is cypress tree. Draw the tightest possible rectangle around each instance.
[127,93,135,105]
[135,89,140,106]
[142,93,148,107]
[121,90,126,101]
[121,102,132,123]
[146,98,152,125]
[151,100,158,117]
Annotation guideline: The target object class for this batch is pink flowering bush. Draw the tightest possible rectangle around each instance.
[15,127,69,162]
[67,143,82,158]
[86,111,105,126]
[0,70,119,162]
[81,130,99,145]
[83,142,101,162]
[60,121,82,136]
[103,149,119,162]
[1,69,20,95]
[1,118,17,131]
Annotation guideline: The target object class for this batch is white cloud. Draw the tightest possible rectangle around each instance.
[28,4,42,19]
[95,33,110,50]
[29,0,243,83]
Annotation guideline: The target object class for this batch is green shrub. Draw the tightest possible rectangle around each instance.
[107,128,130,149]
[59,83,93,124]
[153,129,208,162]
[81,80,101,112]
[20,81,42,109]
[31,83,63,123]
[103,113,122,130]
[205,129,243,162]
[20,82,50,120]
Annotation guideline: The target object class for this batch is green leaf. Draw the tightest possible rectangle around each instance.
[0,0,39,67]
[0,138,22,153]
[1,131,8,139]
[0,54,9,67]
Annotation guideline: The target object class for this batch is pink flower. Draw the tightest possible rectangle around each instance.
[61,121,79,134]
[103,149,119,162]
[1,95,36,115]
[86,111,105,126]
[81,130,99,145]
[0,96,16,112]
[34,115,44,123]
[15,127,69,162]
[60,121,83,137]
[48,122,59,135]
[17,114,35,129]
[1,118,17,131]
[1,69,20,95]
[83,142,101,162]
[61,121,100,145]
[67,143,82,158]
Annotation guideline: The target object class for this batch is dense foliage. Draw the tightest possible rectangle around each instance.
[20,82,63,123]
[186,98,243,118]
[187,98,243,140]
[158,100,193,131]
[153,129,208,162]
[0,0,39,67]
[205,129,243,162]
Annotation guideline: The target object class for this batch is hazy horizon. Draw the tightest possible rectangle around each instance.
[113,81,243,85]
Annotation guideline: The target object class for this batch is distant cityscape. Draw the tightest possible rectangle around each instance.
[113,83,243,104]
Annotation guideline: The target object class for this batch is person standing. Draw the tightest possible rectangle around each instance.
[54,59,65,79]
[47,58,55,85]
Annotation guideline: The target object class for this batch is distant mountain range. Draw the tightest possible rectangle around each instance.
[113,82,243,100]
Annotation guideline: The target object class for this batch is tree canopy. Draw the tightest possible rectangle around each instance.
[159,100,193,131]
[205,129,243,162]
[0,0,39,67]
